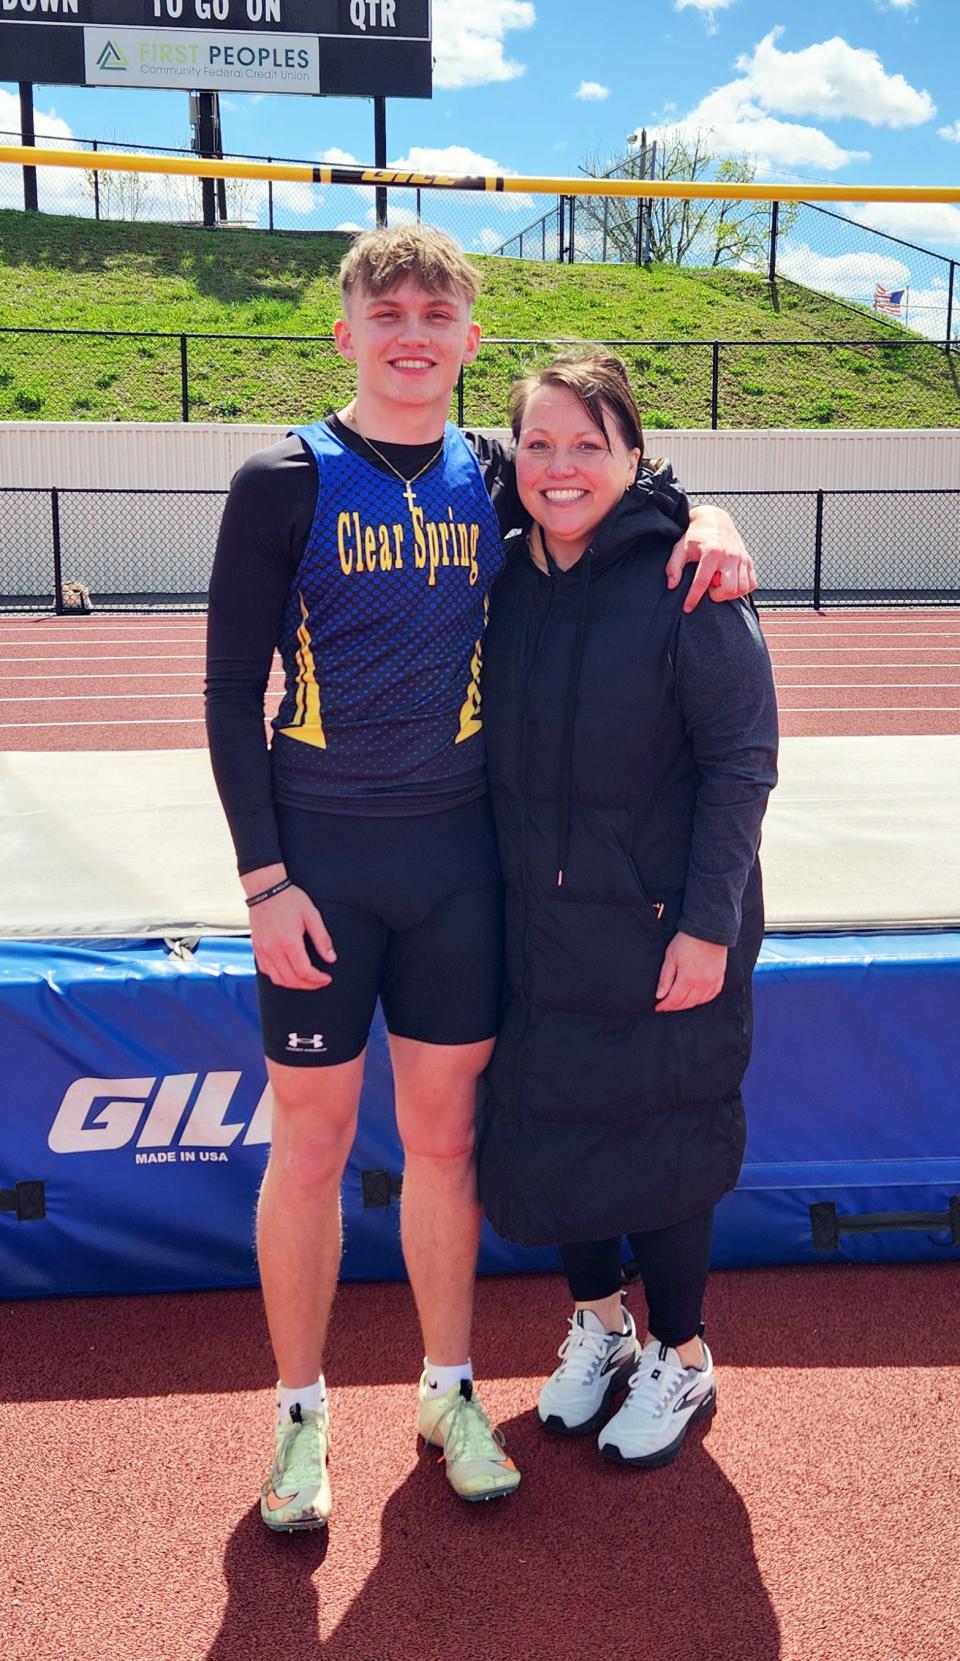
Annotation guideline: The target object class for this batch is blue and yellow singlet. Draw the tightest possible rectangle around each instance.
[271,419,505,811]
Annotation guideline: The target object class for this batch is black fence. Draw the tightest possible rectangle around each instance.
[2,327,959,430]
[2,485,958,614]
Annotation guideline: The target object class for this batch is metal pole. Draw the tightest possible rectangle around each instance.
[374,97,388,228]
[92,139,100,222]
[416,187,421,223]
[558,195,565,262]
[769,200,779,287]
[51,489,63,615]
[197,93,217,229]
[568,196,576,263]
[19,83,38,213]
[180,335,190,423]
[813,489,824,611]
[267,163,274,234]
[602,197,609,263]
[946,261,955,353]
[542,214,546,261]
[711,342,720,430]
[644,139,657,265]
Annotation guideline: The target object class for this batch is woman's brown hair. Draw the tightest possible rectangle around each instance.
[509,349,644,459]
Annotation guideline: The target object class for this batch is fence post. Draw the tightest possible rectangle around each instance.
[267,159,274,233]
[519,232,523,259]
[457,367,465,427]
[51,489,64,615]
[19,82,38,213]
[92,139,101,221]
[602,197,609,263]
[946,260,956,354]
[558,196,565,263]
[635,198,642,266]
[813,489,824,611]
[416,188,421,223]
[542,215,546,261]
[180,335,189,423]
[711,343,720,430]
[769,200,779,287]
[567,197,576,264]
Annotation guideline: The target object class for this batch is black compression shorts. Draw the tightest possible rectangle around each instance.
[256,797,504,1066]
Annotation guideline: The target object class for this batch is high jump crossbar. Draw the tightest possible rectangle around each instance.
[1,145,959,206]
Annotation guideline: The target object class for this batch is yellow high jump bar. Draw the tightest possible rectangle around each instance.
[1,145,959,205]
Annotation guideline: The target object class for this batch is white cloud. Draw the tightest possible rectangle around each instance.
[432,0,535,90]
[0,92,91,214]
[575,81,610,102]
[675,0,736,32]
[853,200,960,247]
[335,221,364,233]
[651,88,869,173]
[778,242,910,299]
[881,0,916,9]
[387,145,533,210]
[938,121,960,143]
[735,28,934,127]
[318,147,361,167]
[477,228,505,250]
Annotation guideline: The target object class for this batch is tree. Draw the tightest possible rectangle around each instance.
[580,129,797,270]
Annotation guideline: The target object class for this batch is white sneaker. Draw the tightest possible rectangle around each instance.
[538,1307,642,1434]
[598,1337,716,1468]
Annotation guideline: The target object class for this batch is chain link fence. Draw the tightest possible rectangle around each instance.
[2,484,958,614]
[0,486,224,612]
[4,129,958,347]
[2,327,958,428]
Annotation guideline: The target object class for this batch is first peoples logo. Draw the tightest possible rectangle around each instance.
[48,1073,272,1164]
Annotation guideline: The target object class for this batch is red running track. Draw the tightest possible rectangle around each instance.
[1,608,959,751]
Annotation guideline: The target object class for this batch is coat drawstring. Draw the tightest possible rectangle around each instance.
[554,549,593,887]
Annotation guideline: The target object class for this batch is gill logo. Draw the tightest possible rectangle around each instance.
[48,1074,272,1153]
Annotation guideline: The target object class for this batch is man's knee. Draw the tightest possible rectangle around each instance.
[266,1060,362,1190]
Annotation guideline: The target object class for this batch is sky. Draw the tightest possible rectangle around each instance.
[2,0,959,310]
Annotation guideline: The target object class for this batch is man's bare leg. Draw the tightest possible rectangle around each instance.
[257,1051,365,1387]
[388,1034,493,1365]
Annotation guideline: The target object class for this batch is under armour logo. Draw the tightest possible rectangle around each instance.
[286,1032,327,1052]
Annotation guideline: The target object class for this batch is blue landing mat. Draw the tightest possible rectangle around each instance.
[2,933,959,1298]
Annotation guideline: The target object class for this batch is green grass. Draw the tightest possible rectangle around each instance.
[1,209,957,427]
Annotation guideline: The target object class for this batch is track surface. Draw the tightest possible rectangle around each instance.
[1,608,959,750]
[4,1267,960,1661]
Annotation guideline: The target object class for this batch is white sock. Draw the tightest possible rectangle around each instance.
[423,1358,473,1396]
[276,1377,326,1425]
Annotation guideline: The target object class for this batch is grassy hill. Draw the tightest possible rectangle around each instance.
[1,209,957,427]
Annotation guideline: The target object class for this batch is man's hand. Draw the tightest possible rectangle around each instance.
[243,865,337,990]
[655,931,728,1013]
[666,506,757,613]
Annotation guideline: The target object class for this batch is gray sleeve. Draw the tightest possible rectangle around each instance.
[673,597,779,947]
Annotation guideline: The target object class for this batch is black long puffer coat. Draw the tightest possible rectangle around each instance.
[476,478,777,1247]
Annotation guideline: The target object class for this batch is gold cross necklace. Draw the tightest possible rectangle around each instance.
[342,404,444,513]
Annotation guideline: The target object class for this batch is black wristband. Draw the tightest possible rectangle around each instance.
[245,877,293,908]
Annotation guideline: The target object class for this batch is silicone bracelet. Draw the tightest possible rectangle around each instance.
[245,878,293,908]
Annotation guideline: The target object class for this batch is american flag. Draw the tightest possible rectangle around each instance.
[874,284,906,317]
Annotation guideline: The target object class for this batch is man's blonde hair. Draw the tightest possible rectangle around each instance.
[339,224,482,310]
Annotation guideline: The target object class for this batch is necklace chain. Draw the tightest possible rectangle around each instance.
[341,404,443,506]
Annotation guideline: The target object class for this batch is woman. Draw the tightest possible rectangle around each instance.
[477,350,778,1469]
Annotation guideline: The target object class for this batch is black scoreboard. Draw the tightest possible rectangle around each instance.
[1,0,433,98]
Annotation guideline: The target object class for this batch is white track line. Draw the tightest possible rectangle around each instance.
[0,671,283,682]
[0,653,206,663]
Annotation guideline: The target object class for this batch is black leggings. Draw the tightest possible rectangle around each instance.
[558,1207,715,1349]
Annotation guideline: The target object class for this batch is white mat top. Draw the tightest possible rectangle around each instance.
[1,736,958,938]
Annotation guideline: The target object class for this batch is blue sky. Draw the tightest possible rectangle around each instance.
[2,0,959,273]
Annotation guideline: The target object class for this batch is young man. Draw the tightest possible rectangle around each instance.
[205,224,757,1531]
